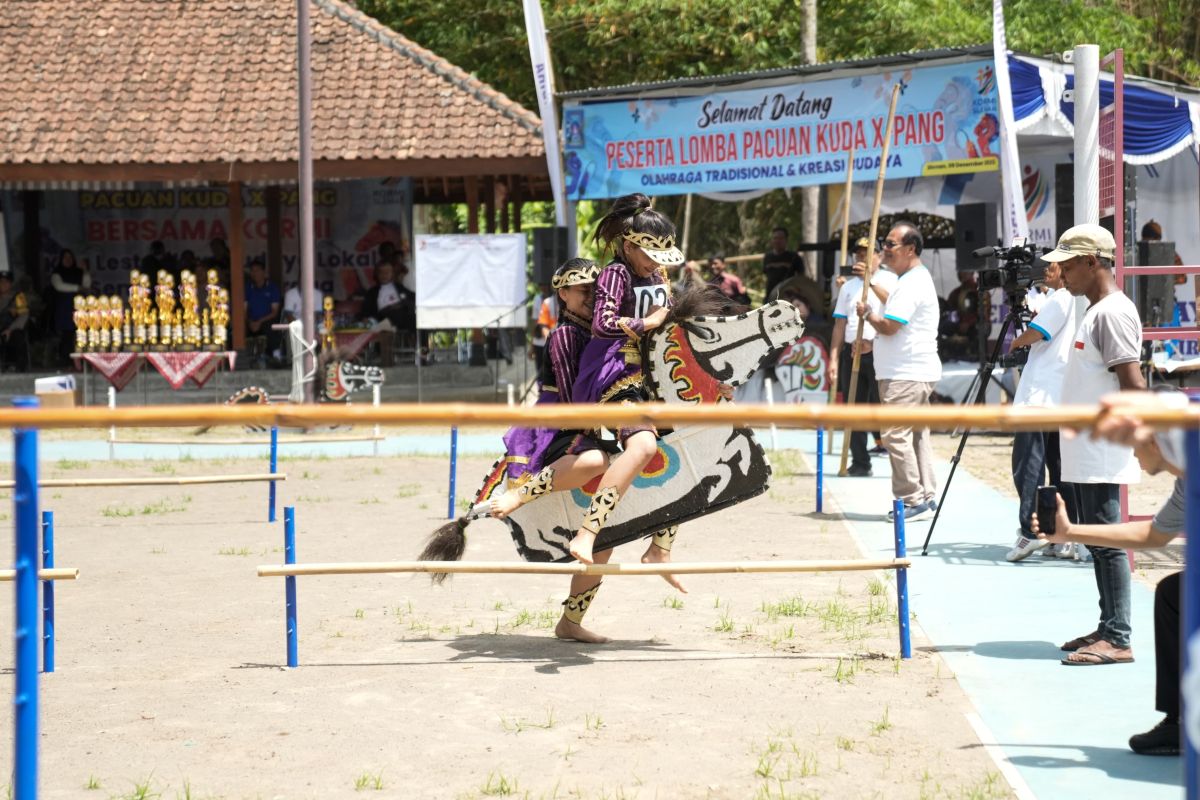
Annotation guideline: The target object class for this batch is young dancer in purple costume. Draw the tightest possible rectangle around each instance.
[568,194,688,583]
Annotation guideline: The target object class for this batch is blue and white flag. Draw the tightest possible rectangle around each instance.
[522,0,566,225]
[993,0,1029,243]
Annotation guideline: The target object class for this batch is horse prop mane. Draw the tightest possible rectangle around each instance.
[422,296,805,566]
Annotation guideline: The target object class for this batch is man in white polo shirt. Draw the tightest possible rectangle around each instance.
[830,237,897,476]
[1005,260,1076,561]
[1045,223,1144,667]
[857,221,942,521]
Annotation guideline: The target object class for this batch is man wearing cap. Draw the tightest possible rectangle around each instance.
[830,238,894,476]
[1045,223,1145,666]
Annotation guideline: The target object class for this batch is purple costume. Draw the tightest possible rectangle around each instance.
[500,309,600,481]
[573,261,668,406]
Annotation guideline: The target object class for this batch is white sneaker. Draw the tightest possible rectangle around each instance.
[1050,543,1075,559]
[1073,543,1092,562]
[1005,534,1048,562]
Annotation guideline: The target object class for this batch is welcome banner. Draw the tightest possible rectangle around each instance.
[562,59,1001,199]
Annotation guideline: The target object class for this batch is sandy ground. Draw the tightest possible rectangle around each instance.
[0,450,1010,799]
[929,433,1184,587]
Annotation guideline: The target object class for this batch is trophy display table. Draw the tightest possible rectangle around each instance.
[71,351,237,405]
[332,329,382,361]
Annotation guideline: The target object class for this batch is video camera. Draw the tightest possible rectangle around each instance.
[972,239,1051,293]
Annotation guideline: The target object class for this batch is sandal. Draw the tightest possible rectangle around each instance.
[1061,643,1134,666]
[1060,630,1102,652]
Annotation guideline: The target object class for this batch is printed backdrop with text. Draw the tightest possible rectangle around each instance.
[563,59,1001,199]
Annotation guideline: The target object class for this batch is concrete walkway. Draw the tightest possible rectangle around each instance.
[795,429,1182,799]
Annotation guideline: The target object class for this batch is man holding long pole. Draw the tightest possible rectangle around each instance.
[856,222,942,521]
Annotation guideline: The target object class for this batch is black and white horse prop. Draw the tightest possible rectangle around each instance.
[421,291,805,566]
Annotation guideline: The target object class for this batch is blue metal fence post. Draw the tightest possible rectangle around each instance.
[1183,430,1200,794]
[284,506,298,669]
[13,395,40,799]
[41,510,54,675]
[268,426,279,523]
[893,499,912,660]
[816,428,824,514]
[447,426,459,520]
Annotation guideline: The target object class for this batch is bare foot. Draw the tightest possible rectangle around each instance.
[555,616,610,643]
[569,531,596,564]
[641,543,686,593]
[489,490,521,519]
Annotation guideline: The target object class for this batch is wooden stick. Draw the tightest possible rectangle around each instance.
[840,84,901,477]
[0,402,1195,432]
[829,142,857,454]
[0,568,79,582]
[0,474,287,489]
[257,558,912,578]
[110,435,385,446]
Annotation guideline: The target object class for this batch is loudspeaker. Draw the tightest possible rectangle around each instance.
[954,202,997,270]
[531,226,569,285]
[1055,163,1073,241]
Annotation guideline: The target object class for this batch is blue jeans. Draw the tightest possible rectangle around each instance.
[1062,482,1131,648]
[1011,431,1062,535]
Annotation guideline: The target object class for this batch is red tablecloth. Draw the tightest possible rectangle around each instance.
[333,329,379,360]
[73,352,236,391]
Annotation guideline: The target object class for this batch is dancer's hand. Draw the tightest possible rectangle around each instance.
[718,383,734,400]
[643,306,669,331]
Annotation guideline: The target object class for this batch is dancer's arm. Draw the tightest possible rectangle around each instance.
[592,265,643,339]
[548,326,582,404]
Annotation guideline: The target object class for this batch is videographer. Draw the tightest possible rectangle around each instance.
[857,222,941,520]
[830,238,894,477]
[1043,224,1145,667]
[1004,260,1076,562]
[1033,390,1187,754]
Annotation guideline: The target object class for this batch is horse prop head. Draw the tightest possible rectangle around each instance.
[323,360,385,402]
[644,299,804,404]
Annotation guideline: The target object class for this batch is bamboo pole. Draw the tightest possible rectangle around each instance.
[0,474,288,489]
[828,143,856,454]
[110,435,384,446]
[839,84,901,477]
[0,402,1196,432]
[257,558,912,578]
[0,568,78,582]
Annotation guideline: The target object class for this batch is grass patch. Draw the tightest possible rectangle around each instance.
[150,462,176,475]
[84,774,101,790]
[217,547,253,557]
[870,705,892,736]
[499,707,557,733]
[662,595,684,610]
[54,458,87,470]
[294,494,332,503]
[352,770,385,791]
[139,496,191,515]
[714,612,735,633]
[357,496,382,505]
[100,504,137,518]
[395,483,422,498]
[480,772,519,796]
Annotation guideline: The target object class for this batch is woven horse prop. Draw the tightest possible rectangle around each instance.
[423,294,805,564]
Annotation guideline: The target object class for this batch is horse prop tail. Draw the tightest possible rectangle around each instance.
[416,501,494,583]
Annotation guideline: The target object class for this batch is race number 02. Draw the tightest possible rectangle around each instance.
[633,285,670,319]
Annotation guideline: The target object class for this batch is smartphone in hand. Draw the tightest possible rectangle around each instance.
[1037,486,1058,535]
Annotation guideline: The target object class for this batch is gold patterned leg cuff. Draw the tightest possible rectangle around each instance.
[516,466,555,505]
[581,486,621,535]
[651,525,679,552]
[562,583,601,625]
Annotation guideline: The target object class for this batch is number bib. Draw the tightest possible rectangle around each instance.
[632,285,670,319]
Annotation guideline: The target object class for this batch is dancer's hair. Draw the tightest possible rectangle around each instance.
[591,193,677,260]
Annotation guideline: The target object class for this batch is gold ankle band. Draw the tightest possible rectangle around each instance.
[651,525,679,552]
[581,486,621,535]
[563,583,601,624]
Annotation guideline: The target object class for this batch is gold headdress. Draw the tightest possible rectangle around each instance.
[551,259,601,289]
[623,230,685,266]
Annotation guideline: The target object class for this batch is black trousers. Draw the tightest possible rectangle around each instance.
[837,347,877,469]
[1156,571,1181,717]
[1011,431,1062,535]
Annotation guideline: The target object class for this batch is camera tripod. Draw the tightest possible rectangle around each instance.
[919,289,1029,555]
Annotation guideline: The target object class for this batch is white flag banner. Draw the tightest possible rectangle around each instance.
[523,0,565,225]
[993,0,1029,244]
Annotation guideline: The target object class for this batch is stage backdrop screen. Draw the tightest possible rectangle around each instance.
[415,234,528,329]
[562,59,1000,199]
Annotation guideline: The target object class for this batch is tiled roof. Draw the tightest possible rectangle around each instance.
[0,0,546,171]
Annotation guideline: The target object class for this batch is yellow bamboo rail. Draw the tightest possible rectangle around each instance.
[257,558,912,578]
[0,568,79,582]
[0,402,1193,432]
[0,474,286,489]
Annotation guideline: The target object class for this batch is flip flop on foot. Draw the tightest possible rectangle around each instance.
[1062,640,1134,665]
[1060,630,1102,652]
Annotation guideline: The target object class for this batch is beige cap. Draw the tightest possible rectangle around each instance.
[853,237,872,251]
[1041,223,1116,263]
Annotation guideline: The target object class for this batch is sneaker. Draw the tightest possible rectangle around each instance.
[887,502,932,523]
[1050,543,1075,559]
[925,498,938,513]
[1073,543,1092,562]
[1005,534,1048,562]
[847,464,873,477]
[1129,717,1181,755]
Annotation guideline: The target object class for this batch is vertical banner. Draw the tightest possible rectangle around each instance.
[993,0,1029,244]
[523,0,565,225]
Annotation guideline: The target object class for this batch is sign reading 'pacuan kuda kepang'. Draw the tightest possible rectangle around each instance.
[561,59,1000,199]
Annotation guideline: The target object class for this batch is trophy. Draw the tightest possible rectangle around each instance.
[108,295,124,352]
[85,296,101,352]
[173,309,183,348]
[179,270,200,350]
[201,308,212,348]
[147,308,158,347]
[204,269,223,351]
[97,297,112,352]
[154,271,175,350]
[321,295,335,352]
[212,288,230,351]
[72,295,88,354]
